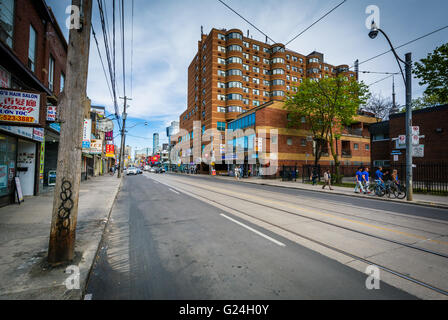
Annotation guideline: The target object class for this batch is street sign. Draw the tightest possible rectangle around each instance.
[413,144,424,158]
[398,135,406,145]
[412,126,419,136]
[393,155,398,162]
[412,134,420,146]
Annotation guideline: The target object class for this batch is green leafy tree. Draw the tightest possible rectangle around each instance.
[285,76,370,182]
[414,42,448,103]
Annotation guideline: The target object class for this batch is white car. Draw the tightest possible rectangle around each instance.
[149,167,156,173]
[127,167,138,175]
[144,165,150,171]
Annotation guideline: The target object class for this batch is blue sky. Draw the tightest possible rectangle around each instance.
[46,0,448,152]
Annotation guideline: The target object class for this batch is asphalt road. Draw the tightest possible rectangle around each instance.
[85,173,417,300]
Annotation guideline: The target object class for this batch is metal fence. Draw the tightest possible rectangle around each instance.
[298,163,448,194]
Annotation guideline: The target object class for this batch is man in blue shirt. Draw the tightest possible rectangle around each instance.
[362,167,371,194]
[354,167,365,193]
[375,167,384,183]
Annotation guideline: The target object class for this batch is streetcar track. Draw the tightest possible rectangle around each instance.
[157,177,448,297]
[164,176,448,254]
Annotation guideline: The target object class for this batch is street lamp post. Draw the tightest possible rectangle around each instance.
[368,21,413,201]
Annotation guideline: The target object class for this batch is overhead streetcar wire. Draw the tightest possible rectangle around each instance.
[285,0,347,46]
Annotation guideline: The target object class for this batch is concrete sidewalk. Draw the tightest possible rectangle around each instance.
[203,174,448,209]
[0,174,122,300]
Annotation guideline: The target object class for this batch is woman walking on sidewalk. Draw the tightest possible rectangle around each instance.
[322,170,333,190]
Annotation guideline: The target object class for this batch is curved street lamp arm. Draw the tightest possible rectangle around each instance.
[377,28,408,85]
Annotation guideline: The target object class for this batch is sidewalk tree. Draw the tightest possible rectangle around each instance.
[285,76,370,183]
[284,79,331,167]
[413,42,448,103]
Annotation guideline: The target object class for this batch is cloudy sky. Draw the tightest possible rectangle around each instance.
[46,0,448,153]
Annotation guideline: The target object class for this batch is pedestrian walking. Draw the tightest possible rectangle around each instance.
[354,167,365,193]
[291,169,296,182]
[234,166,239,180]
[311,167,318,185]
[239,166,243,179]
[362,167,371,194]
[322,169,333,190]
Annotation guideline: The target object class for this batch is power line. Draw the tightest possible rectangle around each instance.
[367,74,394,87]
[217,0,277,44]
[353,24,448,69]
[285,0,347,46]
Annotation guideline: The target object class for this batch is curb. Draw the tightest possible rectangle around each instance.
[232,179,448,210]
[81,175,124,300]
[168,172,448,210]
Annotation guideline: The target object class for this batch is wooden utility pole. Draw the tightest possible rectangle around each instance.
[48,0,93,264]
[117,96,132,178]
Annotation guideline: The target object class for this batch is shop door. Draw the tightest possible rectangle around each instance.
[17,140,36,196]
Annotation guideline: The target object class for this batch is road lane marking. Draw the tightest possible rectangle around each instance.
[168,177,448,246]
[169,188,179,194]
[220,214,286,247]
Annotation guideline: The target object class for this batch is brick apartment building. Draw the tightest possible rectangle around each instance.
[0,0,67,206]
[370,104,448,167]
[176,27,374,174]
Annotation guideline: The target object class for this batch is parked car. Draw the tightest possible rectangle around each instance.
[127,167,137,175]
[149,167,156,173]
[144,165,150,171]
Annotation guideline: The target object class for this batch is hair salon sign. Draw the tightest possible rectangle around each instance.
[0,89,41,124]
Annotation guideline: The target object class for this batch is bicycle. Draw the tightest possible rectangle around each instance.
[393,182,407,199]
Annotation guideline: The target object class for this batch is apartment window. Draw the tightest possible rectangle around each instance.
[218,82,226,88]
[242,64,249,71]
[243,98,249,105]
[228,106,242,113]
[226,56,242,64]
[227,81,242,88]
[263,91,270,97]
[48,56,54,91]
[253,100,260,106]
[263,69,269,75]
[286,54,290,60]
[292,56,298,62]
[217,107,226,113]
[202,100,206,106]
[286,85,290,91]
[243,87,249,93]
[354,143,359,150]
[272,91,285,97]
[226,93,242,101]
[271,57,285,64]
[60,73,65,92]
[365,144,370,151]
[202,66,206,73]
[217,94,226,101]
[28,25,37,72]
[217,70,226,77]
[292,76,298,82]
[292,66,298,72]
[218,33,226,40]
[286,75,290,81]
[308,57,319,63]
[202,89,206,95]
[226,69,242,76]
[272,46,285,53]
[263,58,270,65]
[217,121,226,131]
[253,44,260,51]
[253,55,260,62]
[263,80,270,86]
[226,32,242,40]
[243,41,249,48]
[272,69,284,75]
[253,78,260,84]
[227,44,242,52]
[253,89,259,95]
[300,58,303,63]
[243,52,250,59]
[286,65,290,70]
[218,57,226,65]
[301,139,307,146]
[242,75,250,82]
[287,138,293,146]
[0,0,15,47]
[263,47,270,53]
[271,79,285,86]
[253,66,260,73]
